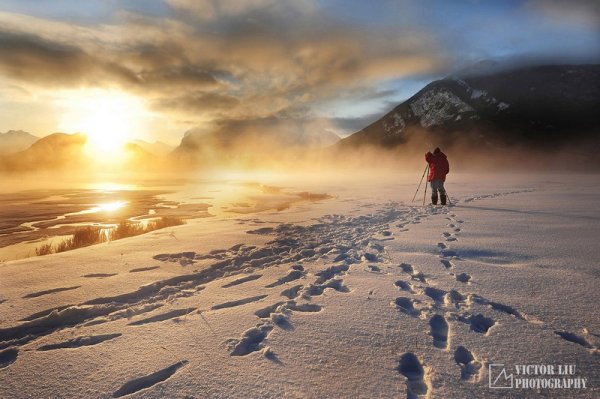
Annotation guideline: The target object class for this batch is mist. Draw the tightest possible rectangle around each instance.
[1,127,599,193]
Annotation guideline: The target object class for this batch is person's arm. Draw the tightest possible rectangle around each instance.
[425,152,433,163]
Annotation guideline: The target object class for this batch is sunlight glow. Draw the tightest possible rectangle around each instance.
[86,182,138,192]
[94,201,128,212]
[56,89,149,160]
[70,200,128,216]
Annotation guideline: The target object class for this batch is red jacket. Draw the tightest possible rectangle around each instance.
[425,150,450,182]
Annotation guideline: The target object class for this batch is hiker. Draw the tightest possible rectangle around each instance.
[425,147,450,205]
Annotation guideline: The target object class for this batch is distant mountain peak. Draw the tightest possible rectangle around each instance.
[131,139,174,156]
[337,64,600,150]
[0,130,39,155]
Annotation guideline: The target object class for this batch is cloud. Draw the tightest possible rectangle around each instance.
[526,0,600,29]
[165,0,317,21]
[137,66,220,90]
[330,113,383,136]
[0,82,31,101]
[0,31,139,86]
[354,89,398,102]
[179,113,340,159]
[152,91,239,114]
[0,3,447,141]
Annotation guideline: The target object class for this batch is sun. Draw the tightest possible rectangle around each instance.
[56,89,149,160]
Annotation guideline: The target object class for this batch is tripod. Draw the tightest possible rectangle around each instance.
[412,165,453,206]
[412,165,430,206]
[411,165,428,203]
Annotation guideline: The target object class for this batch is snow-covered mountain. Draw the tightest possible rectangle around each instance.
[0,130,39,155]
[338,64,600,150]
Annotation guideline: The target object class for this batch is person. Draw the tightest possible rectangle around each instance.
[425,147,450,205]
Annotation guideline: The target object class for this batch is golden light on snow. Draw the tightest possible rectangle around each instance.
[71,200,128,216]
[56,89,149,160]
[93,201,128,212]
[86,182,138,192]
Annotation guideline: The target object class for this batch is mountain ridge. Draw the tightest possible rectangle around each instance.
[0,130,39,155]
[0,133,165,172]
[338,64,600,151]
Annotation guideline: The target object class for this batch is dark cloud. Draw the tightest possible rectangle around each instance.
[0,30,226,92]
[152,91,239,113]
[137,66,220,90]
[0,30,139,86]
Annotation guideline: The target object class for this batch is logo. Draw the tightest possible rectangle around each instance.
[489,364,513,389]
[488,363,588,390]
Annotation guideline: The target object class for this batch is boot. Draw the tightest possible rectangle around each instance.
[431,194,438,205]
[440,194,447,206]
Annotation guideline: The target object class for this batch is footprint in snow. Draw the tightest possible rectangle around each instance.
[0,348,18,369]
[554,331,596,350]
[367,265,382,273]
[222,274,262,288]
[265,269,305,288]
[447,290,470,309]
[211,295,268,311]
[280,285,303,299]
[227,324,273,356]
[112,360,188,398]
[399,264,428,284]
[458,314,496,335]
[397,352,430,399]
[394,280,420,294]
[429,315,449,350]
[22,286,81,299]
[37,333,121,351]
[424,287,447,304]
[454,346,482,382]
[394,297,424,318]
[128,308,197,326]
[129,266,160,273]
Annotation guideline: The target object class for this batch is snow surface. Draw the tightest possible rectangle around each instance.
[1,174,599,398]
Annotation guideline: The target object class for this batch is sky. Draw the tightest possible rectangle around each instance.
[0,0,598,145]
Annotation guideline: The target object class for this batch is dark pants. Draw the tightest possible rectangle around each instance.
[430,180,446,195]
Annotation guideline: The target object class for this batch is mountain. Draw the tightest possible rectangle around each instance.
[122,142,164,169]
[132,140,173,156]
[0,130,39,154]
[0,133,87,172]
[172,117,340,165]
[0,134,163,173]
[337,65,600,152]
